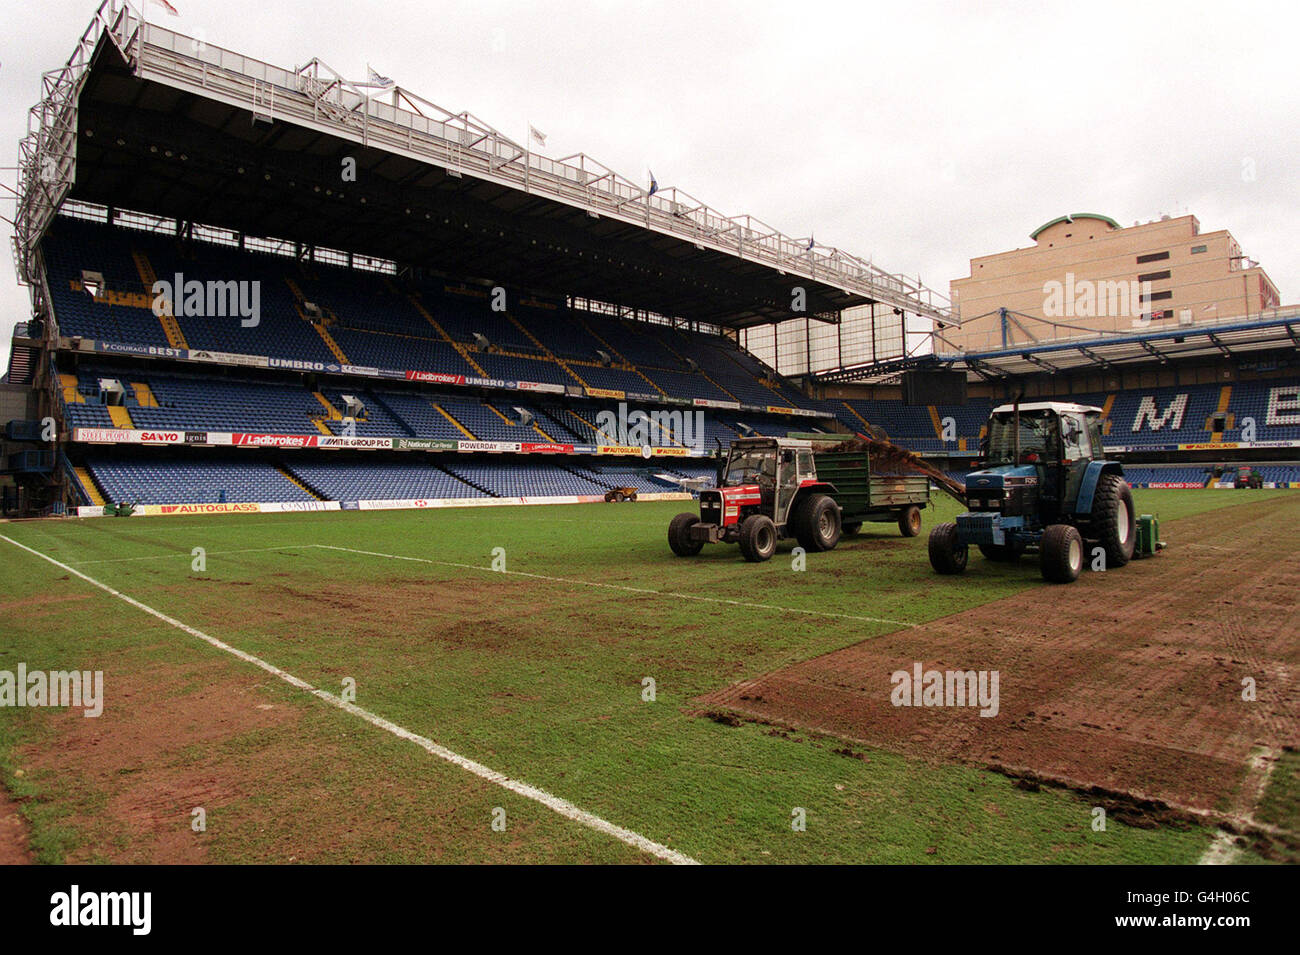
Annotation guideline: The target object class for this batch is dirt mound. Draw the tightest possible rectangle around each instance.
[820,434,966,502]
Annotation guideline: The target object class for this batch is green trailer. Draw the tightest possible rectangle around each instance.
[812,450,931,537]
[667,436,935,562]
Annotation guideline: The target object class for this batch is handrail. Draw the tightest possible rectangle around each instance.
[115,12,950,322]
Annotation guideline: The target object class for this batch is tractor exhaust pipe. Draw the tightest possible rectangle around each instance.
[1012,389,1025,464]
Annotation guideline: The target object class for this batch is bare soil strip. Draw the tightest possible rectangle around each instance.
[700,497,1300,821]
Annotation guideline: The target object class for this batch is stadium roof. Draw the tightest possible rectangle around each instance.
[814,307,1300,383]
[15,1,950,331]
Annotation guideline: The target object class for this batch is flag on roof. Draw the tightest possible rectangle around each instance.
[529,125,547,147]
[647,169,658,197]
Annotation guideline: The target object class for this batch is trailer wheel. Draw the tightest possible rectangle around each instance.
[792,493,841,552]
[1091,474,1136,568]
[668,513,704,557]
[842,522,862,537]
[897,505,923,537]
[1040,524,1083,583]
[928,522,968,574]
[739,514,778,562]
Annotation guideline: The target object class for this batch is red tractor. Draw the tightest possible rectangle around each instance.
[668,437,842,561]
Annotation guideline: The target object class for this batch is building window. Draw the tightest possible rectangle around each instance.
[1144,290,1173,302]
[1136,251,1171,264]
[1190,244,1207,254]
[1137,270,1172,283]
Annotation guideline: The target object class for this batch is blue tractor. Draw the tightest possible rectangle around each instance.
[928,401,1138,583]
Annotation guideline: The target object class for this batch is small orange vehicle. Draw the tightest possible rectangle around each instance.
[604,487,640,502]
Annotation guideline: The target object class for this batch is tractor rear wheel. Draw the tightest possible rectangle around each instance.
[1092,473,1136,568]
[1040,524,1083,583]
[668,513,704,557]
[978,542,1024,562]
[792,493,841,552]
[897,505,923,537]
[928,522,968,574]
[739,514,778,562]
[629,492,638,502]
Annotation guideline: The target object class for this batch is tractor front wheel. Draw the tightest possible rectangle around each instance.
[898,505,923,537]
[1092,474,1136,568]
[739,514,778,562]
[668,513,704,557]
[792,493,842,552]
[1040,524,1083,583]
[928,522,968,574]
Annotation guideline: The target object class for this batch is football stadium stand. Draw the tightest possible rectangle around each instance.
[37,212,856,508]
[43,217,830,412]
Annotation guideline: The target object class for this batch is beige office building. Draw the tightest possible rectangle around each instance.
[945,213,1281,353]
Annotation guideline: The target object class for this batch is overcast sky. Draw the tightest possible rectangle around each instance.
[2,0,1297,369]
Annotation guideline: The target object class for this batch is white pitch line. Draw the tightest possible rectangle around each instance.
[1197,746,1279,865]
[315,544,918,628]
[0,533,697,866]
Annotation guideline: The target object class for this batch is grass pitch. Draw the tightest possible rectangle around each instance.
[1,488,1295,863]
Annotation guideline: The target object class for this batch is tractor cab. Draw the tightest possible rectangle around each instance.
[932,401,1144,583]
[718,437,817,523]
[974,402,1106,522]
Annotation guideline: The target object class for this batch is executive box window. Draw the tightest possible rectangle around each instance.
[1136,251,1171,264]
[1144,290,1173,301]
[1137,270,1172,282]
[1191,244,1208,254]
